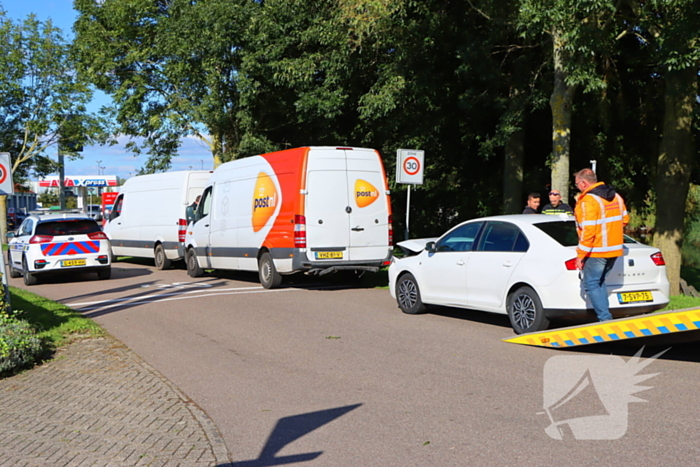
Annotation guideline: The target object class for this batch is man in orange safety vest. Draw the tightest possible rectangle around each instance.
[574,168,630,321]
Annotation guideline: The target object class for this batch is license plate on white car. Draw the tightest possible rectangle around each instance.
[617,291,653,304]
[62,259,87,267]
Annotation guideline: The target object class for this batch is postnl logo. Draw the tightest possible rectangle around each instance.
[355,179,379,208]
[252,172,278,232]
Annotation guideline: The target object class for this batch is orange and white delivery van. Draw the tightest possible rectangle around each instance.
[184,146,393,288]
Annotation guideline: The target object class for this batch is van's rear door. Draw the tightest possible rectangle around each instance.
[304,148,389,263]
[305,149,351,262]
[345,148,390,261]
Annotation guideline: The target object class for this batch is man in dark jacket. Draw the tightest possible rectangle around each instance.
[522,193,541,214]
[541,189,573,215]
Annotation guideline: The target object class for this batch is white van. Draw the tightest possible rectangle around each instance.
[185,146,393,287]
[105,171,210,269]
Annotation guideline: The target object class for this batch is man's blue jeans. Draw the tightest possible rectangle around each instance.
[582,257,618,322]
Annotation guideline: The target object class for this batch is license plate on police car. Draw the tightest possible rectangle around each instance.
[315,251,343,259]
[617,291,653,304]
[61,259,87,267]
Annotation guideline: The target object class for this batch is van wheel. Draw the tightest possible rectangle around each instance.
[22,257,38,286]
[97,267,111,280]
[154,244,171,270]
[258,252,282,289]
[507,286,549,334]
[8,252,21,278]
[186,248,204,278]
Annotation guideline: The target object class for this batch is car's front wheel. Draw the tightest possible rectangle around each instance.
[186,248,204,278]
[154,244,171,270]
[507,286,549,334]
[22,257,38,286]
[396,273,426,314]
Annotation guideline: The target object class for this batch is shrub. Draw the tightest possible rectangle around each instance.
[0,316,42,376]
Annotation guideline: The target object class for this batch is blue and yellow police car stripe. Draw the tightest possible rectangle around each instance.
[503,308,700,348]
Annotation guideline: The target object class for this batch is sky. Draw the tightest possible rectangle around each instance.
[2,0,214,182]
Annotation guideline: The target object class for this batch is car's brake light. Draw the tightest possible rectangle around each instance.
[564,258,578,270]
[294,214,307,248]
[29,235,53,244]
[88,231,108,240]
[651,252,666,266]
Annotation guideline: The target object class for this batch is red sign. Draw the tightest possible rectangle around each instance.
[101,192,119,226]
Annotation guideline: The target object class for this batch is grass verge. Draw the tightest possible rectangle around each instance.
[10,286,103,352]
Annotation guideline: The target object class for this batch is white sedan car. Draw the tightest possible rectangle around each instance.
[388,214,670,334]
[8,212,112,286]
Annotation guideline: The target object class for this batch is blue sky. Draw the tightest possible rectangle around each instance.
[3,0,213,181]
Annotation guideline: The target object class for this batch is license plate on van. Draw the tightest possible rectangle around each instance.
[617,291,653,304]
[315,251,343,260]
[62,259,87,267]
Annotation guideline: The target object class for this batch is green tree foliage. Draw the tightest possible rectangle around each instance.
[0,9,112,180]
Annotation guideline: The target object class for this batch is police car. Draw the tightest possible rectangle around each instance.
[7,212,112,286]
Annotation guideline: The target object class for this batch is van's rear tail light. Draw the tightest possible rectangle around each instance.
[388,215,393,247]
[564,258,578,270]
[29,235,53,244]
[651,252,666,266]
[178,218,187,242]
[294,214,307,248]
[88,231,108,240]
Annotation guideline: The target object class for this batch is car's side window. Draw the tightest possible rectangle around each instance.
[20,219,33,237]
[476,222,528,252]
[436,222,483,252]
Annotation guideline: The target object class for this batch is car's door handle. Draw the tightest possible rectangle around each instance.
[503,261,512,267]
[351,226,364,231]
[456,260,465,266]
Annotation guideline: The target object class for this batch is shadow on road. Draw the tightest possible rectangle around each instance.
[227,404,362,467]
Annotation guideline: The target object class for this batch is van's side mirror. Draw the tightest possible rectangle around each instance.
[425,241,436,253]
[185,206,195,224]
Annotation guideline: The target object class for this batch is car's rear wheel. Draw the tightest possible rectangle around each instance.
[154,244,171,270]
[507,286,549,334]
[258,252,282,289]
[7,252,21,278]
[396,273,426,314]
[97,267,112,280]
[22,257,38,286]
[186,248,204,278]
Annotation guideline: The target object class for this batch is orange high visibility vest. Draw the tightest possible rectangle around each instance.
[575,182,629,259]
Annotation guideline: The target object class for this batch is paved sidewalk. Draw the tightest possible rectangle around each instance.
[0,336,231,467]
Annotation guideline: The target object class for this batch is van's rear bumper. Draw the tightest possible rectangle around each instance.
[290,249,392,275]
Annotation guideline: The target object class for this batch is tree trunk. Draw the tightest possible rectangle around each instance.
[654,65,697,296]
[550,28,577,205]
[503,126,524,214]
[503,83,525,214]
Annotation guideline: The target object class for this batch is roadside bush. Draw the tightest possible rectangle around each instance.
[0,316,42,376]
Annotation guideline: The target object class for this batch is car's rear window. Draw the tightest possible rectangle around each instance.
[36,220,101,236]
[535,220,639,246]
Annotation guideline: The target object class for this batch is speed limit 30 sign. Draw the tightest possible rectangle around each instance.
[0,153,12,195]
[396,149,424,184]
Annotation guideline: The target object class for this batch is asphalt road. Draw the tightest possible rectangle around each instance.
[9,261,700,466]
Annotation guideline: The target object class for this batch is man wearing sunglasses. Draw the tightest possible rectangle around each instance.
[541,189,573,215]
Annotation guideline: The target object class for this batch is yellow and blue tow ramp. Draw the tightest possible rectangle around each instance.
[503,307,700,348]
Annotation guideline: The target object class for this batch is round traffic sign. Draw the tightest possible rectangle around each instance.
[0,164,7,184]
[403,156,421,176]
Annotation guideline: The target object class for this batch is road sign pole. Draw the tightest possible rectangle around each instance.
[0,152,13,313]
[405,185,411,241]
